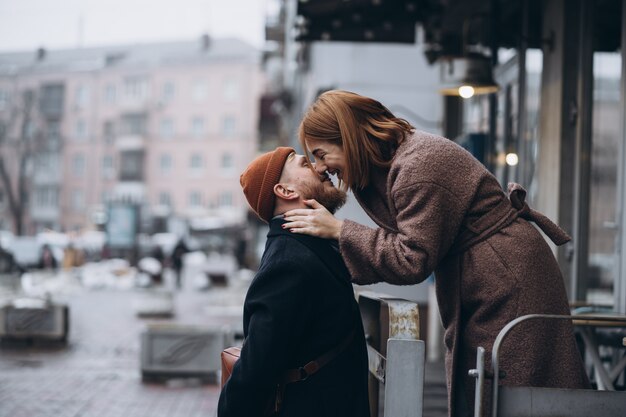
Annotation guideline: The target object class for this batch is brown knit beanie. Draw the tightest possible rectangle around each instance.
[240,147,295,223]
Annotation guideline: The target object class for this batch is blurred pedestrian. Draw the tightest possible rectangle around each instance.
[0,245,22,274]
[150,245,165,285]
[62,243,84,270]
[283,90,590,416]
[170,239,188,289]
[38,244,58,271]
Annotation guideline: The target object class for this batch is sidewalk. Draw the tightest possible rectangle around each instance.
[0,270,246,417]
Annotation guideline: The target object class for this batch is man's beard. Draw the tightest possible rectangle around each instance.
[301,181,347,214]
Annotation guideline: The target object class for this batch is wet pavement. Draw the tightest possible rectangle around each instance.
[0,269,246,417]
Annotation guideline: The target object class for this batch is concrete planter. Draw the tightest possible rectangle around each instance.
[140,324,231,383]
[0,298,69,343]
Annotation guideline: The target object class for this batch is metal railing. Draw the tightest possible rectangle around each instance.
[470,313,626,417]
[357,290,426,417]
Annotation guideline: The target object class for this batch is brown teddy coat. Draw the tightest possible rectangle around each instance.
[339,130,589,416]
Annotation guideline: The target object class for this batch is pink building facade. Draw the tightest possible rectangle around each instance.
[0,38,263,235]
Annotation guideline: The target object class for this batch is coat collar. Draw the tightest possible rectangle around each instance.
[267,217,351,288]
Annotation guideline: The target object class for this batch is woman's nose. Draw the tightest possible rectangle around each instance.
[313,162,326,174]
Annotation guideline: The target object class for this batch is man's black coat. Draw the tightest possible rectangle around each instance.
[218,218,370,417]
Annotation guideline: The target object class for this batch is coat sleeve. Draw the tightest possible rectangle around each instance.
[339,181,466,285]
[217,243,314,417]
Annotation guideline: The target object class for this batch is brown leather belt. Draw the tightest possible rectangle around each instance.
[282,329,356,384]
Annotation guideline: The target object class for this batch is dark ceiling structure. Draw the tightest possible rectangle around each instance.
[295,1,578,63]
[296,0,622,60]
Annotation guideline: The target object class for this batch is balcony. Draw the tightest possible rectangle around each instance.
[118,150,145,182]
[115,134,145,151]
[30,205,60,222]
[112,182,146,204]
[39,84,65,119]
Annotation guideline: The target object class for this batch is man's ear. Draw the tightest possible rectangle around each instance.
[273,183,299,201]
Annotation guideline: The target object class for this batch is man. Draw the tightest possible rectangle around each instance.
[170,239,188,289]
[218,147,370,417]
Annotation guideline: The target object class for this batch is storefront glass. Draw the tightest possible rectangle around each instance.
[587,51,621,304]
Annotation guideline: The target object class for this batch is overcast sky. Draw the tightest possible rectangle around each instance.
[0,0,271,52]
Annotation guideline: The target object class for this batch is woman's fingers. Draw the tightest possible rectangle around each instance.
[303,199,323,209]
[283,208,315,218]
[285,216,309,225]
[282,220,307,229]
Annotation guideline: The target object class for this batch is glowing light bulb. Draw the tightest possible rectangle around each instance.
[505,153,519,166]
[458,85,475,99]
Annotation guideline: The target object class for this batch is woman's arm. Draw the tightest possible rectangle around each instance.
[341,182,465,285]
[286,182,466,286]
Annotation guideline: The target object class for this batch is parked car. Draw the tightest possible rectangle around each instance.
[9,236,41,270]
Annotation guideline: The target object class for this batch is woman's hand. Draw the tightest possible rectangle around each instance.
[283,199,344,240]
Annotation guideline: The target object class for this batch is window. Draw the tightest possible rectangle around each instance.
[40,84,64,116]
[159,154,172,175]
[192,80,207,102]
[72,189,84,211]
[37,153,49,170]
[223,80,239,102]
[0,89,9,110]
[124,76,147,100]
[189,153,204,176]
[102,155,114,179]
[120,113,146,136]
[103,121,115,144]
[21,190,29,206]
[221,153,234,175]
[37,153,59,174]
[119,150,144,181]
[25,121,37,140]
[162,82,175,102]
[191,117,205,138]
[46,120,61,147]
[72,154,85,177]
[35,186,58,208]
[222,116,236,138]
[104,84,116,104]
[75,119,88,140]
[75,85,89,109]
[159,192,171,206]
[189,191,202,207]
[219,191,233,207]
[160,118,174,139]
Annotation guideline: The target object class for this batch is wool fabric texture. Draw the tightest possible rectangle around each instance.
[240,147,295,223]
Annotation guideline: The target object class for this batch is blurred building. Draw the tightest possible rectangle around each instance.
[0,36,263,236]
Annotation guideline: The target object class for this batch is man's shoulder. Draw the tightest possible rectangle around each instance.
[263,233,318,263]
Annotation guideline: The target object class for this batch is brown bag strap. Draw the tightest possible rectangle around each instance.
[282,329,356,384]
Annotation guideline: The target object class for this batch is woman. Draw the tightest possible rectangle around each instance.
[283,90,589,416]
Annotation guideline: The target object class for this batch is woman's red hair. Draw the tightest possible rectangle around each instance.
[299,90,414,190]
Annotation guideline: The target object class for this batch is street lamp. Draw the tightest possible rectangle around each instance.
[439,55,500,99]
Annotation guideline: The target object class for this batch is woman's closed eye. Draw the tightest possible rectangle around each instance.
[313,151,326,161]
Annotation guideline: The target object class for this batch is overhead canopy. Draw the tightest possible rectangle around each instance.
[296,0,427,44]
[295,0,622,61]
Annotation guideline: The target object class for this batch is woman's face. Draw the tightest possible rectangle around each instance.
[305,139,346,180]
